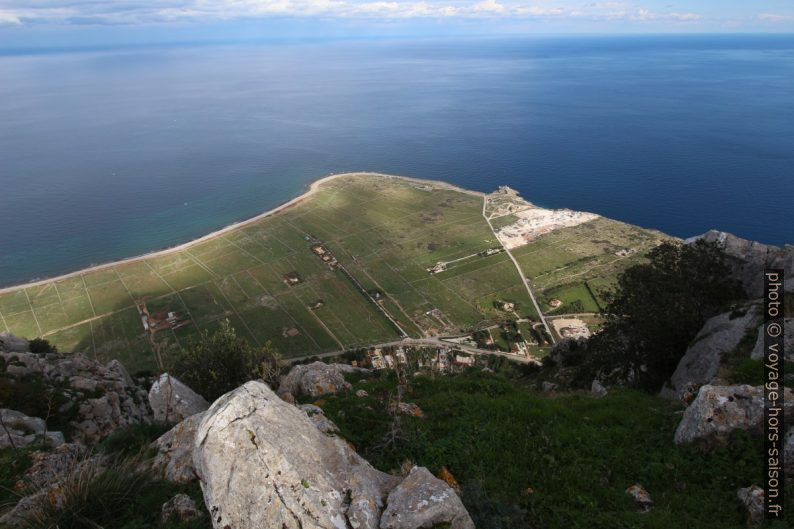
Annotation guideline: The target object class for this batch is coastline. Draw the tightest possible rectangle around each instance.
[0,171,484,295]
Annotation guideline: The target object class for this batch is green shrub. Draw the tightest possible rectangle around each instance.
[27,339,57,356]
[168,320,283,401]
[11,454,210,529]
[99,422,173,457]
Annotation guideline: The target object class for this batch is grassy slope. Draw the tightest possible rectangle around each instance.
[320,371,793,529]
[0,174,663,371]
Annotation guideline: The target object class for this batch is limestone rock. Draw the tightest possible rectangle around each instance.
[736,485,764,527]
[151,412,205,483]
[660,307,760,401]
[674,385,794,444]
[687,230,793,299]
[394,402,424,418]
[625,483,653,512]
[591,379,607,397]
[750,319,794,362]
[149,373,209,423]
[541,381,558,392]
[160,493,200,525]
[278,361,365,399]
[356,389,369,398]
[0,408,64,449]
[193,381,472,529]
[0,332,29,353]
[194,381,399,529]
[299,404,339,435]
[380,466,474,529]
[0,338,152,444]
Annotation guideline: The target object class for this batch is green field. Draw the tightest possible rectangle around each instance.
[0,174,666,372]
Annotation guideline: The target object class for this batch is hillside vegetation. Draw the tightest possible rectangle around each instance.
[319,370,794,529]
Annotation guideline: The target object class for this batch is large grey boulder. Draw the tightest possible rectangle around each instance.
[0,408,64,449]
[660,307,760,401]
[687,230,794,299]
[380,467,474,529]
[750,318,794,362]
[149,373,209,423]
[278,361,365,399]
[193,381,471,529]
[674,384,794,445]
[151,412,205,483]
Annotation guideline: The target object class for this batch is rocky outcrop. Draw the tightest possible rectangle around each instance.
[736,486,765,527]
[750,318,794,362]
[687,230,793,299]
[160,493,200,525]
[193,380,472,529]
[380,466,474,529]
[625,484,653,512]
[0,337,152,444]
[0,408,64,448]
[591,379,608,397]
[674,384,794,445]
[278,361,366,399]
[785,428,794,478]
[148,373,209,423]
[660,307,760,401]
[151,412,205,483]
[0,332,29,354]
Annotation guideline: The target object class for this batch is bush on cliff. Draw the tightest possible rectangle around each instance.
[578,240,746,391]
[168,320,283,401]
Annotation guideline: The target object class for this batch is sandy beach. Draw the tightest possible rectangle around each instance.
[0,171,483,295]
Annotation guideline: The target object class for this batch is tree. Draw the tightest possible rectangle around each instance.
[580,240,745,391]
[168,320,284,401]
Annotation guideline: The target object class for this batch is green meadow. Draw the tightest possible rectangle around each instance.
[0,174,666,372]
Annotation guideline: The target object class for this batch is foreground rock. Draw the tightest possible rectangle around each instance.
[380,467,474,529]
[674,384,794,445]
[151,412,205,483]
[193,380,473,529]
[0,408,64,449]
[278,361,366,399]
[148,373,209,423]
[660,307,760,401]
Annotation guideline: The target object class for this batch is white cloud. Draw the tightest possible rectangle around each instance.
[758,13,794,23]
[0,0,706,24]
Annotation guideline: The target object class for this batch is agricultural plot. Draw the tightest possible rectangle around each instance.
[0,173,666,371]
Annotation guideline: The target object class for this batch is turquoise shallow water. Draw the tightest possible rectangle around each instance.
[1,35,792,286]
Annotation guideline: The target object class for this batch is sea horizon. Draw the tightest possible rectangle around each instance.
[1,33,792,287]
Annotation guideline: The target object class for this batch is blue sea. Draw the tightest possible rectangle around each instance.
[1,34,793,286]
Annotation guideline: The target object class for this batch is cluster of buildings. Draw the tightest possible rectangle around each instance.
[311,244,339,268]
[136,303,190,333]
[357,346,475,373]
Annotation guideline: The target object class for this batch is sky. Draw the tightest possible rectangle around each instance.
[0,1,793,49]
